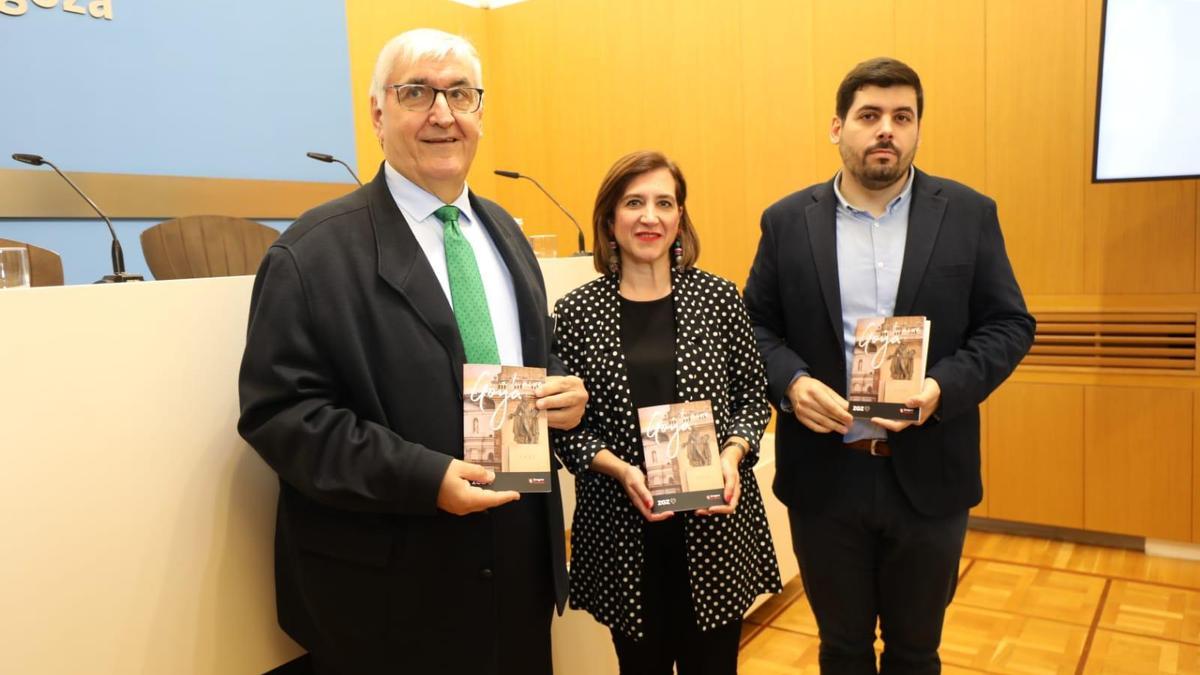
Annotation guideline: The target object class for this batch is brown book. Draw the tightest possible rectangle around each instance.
[462,364,551,493]
[848,316,931,421]
[638,400,726,513]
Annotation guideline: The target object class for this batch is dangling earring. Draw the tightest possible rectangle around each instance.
[608,239,619,275]
[672,238,684,271]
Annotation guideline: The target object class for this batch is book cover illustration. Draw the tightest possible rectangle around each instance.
[462,364,551,493]
[848,316,931,421]
[637,400,726,513]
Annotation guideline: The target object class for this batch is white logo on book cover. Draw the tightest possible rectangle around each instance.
[855,320,922,377]
[643,407,712,459]
[468,370,539,443]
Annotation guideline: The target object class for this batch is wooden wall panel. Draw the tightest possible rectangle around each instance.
[1084,387,1192,541]
[345,0,1198,299]
[895,0,986,192]
[657,0,750,286]
[987,382,1085,528]
[1082,181,1198,294]
[985,0,1087,296]
[488,0,764,280]
[1195,393,1200,543]
[738,0,817,284]
[1082,0,1197,294]
[810,1,897,181]
[487,1,595,251]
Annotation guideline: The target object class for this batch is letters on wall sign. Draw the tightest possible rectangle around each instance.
[1,1,114,20]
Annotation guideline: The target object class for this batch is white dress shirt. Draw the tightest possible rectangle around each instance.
[383,162,525,367]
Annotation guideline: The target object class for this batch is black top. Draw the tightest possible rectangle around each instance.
[619,293,677,409]
[619,292,685,591]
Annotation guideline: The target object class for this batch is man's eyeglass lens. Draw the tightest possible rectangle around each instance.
[391,85,482,113]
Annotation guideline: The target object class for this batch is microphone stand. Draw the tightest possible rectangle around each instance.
[494,170,588,256]
[306,152,363,186]
[12,154,142,283]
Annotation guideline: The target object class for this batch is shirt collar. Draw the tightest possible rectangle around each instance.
[383,161,473,224]
[832,165,915,217]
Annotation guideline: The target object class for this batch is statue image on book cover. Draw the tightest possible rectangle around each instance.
[848,315,931,421]
[462,364,552,492]
[638,400,726,513]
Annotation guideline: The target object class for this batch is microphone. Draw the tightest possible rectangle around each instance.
[12,153,143,283]
[306,151,363,186]
[494,169,587,255]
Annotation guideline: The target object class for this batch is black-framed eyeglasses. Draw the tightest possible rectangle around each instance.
[388,84,484,113]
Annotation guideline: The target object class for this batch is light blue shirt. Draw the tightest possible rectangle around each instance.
[383,162,525,367]
[834,167,914,443]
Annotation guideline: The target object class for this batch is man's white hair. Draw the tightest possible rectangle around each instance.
[370,28,483,112]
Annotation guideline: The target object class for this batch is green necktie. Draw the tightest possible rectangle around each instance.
[434,205,501,364]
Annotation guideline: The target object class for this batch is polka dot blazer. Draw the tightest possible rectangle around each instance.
[551,268,782,639]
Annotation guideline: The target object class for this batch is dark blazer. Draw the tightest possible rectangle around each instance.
[744,169,1035,518]
[238,166,568,674]
[552,269,781,639]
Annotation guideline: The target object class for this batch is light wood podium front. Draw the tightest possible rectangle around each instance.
[2,275,295,673]
[0,257,795,674]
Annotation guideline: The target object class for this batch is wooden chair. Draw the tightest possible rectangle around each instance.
[140,215,279,280]
[0,238,65,287]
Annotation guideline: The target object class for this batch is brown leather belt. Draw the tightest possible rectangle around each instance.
[844,438,891,457]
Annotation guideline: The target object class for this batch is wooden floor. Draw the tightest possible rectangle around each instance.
[738,530,1200,674]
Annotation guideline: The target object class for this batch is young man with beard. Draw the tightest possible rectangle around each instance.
[744,58,1034,673]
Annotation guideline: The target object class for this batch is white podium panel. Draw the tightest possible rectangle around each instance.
[1,276,298,674]
[0,257,794,673]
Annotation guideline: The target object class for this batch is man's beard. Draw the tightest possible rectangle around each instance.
[842,141,913,190]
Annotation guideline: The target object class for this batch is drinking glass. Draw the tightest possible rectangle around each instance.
[527,234,558,258]
[0,247,31,289]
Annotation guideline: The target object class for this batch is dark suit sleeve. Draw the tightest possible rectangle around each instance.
[721,281,772,466]
[548,296,608,475]
[547,318,568,377]
[547,354,567,377]
[744,207,812,407]
[926,199,1035,420]
[237,247,451,515]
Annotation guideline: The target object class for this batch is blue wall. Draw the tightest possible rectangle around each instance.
[0,1,357,283]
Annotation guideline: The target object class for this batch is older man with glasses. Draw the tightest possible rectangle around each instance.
[238,28,587,675]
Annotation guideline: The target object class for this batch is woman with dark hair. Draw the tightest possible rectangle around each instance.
[552,150,781,674]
